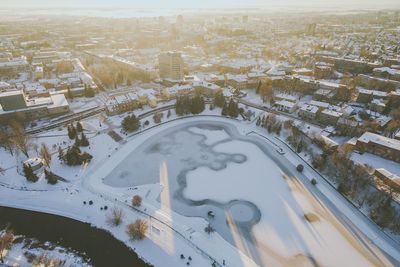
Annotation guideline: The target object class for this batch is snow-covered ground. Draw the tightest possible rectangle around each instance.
[351,152,400,177]
[2,234,90,267]
[1,112,400,267]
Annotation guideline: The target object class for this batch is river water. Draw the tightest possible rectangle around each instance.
[0,206,150,267]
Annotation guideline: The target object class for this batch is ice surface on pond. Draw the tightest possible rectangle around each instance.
[187,126,230,145]
[104,123,242,188]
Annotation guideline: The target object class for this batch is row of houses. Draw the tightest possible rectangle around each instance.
[105,89,158,115]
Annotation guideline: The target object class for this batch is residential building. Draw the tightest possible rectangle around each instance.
[299,104,319,120]
[355,132,400,163]
[374,168,400,193]
[319,109,343,125]
[158,51,184,81]
[274,100,297,113]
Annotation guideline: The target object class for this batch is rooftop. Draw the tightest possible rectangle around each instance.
[357,132,400,151]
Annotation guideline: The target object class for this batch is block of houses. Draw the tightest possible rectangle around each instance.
[355,132,400,163]
[318,109,343,125]
[374,168,400,193]
[337,117,359,129]
[274,100,297,113]
[163,84,193,99]
[357,87,388,103]
[395,131,400,141]
[298,104,319,120]
[225,74,248,90]
[369,98,386,113]
[308,100,330,110]
[274,93,297,103]
[313,88,335,101]
[193,81,221,96]
[314,63,333,79]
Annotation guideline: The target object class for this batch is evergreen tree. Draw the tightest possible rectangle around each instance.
[63,145,93,166]
[227,98,239,117]
[256,80,261,94]
[44,169,58,184]
[213,91,225,108]
[122,115,140,132]
[67,87,74,99]
[23,163,38,182]
[84,86,95,97]
[76,121,83,132]
[68,125,77,140]
[221,101,228,116]
[80,133,89,147]
[256,117,261,126]
[58,146,64,161]
[75,135,81,146]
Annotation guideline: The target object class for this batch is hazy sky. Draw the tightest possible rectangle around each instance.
[2,0,400,9]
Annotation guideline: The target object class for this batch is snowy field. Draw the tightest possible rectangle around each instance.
[2,235,90,267]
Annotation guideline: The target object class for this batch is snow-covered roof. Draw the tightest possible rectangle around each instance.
[309,100,329,108]
[300,104,319,114]
[24,157,43,167]
[275,100,296,108]
[375,168,400,185]
[275,93,297,102]
[358,132,400,151]
[321,109,343,118]
[374,67,400,76]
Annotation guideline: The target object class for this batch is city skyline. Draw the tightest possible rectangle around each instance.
[2,0,400,9]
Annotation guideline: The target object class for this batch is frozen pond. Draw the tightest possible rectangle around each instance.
[104,120,390,267]
[104,121,262,252]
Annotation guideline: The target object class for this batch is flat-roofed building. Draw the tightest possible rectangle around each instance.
[0,91,69,122]
[355,132,400,163]
[274,100,297,113]
[319,109,343,125]
[0,57,29,74]
[0,90,27,111]
[193,81,221,96]
[374,168,400,193]
[299,104,319,120]
[158,51,184,81]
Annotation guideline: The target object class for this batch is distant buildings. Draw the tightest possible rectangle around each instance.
[0,57,29,75]
[158,51,184,81]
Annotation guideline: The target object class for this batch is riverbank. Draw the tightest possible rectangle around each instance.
[0,206,150,267]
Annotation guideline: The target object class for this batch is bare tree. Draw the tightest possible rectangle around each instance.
[0,129,14,155]
[10,121,30,157]
[0,228,14,263]
[106,207,125,226]
[126,219,148,240]
[39,143,52,167]
[131,195,142,207]
[32,253,63,267]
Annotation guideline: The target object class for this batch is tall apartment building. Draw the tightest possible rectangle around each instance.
[158,51,184,81]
